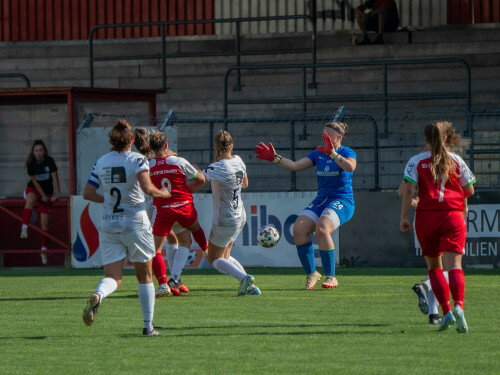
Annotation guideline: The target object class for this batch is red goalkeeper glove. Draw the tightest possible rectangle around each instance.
[316,133,339,160]
[255,142,282,164]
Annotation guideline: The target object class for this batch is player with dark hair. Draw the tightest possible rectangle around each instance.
[255,122,356,290]
[82,119,170,336]
[401,121,475,333]
[148,130,208,297]
[21,139,61,265]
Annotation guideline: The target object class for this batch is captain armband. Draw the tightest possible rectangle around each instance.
[272,154,282,164]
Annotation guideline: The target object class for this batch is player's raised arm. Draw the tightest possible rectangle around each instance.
[254,142,312,171]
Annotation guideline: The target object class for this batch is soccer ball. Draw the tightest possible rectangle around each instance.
[257,225,280,248]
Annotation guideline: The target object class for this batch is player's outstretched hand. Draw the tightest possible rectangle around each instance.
[400,218,412,233]
[316,133,334,155]
[255,142,277,162]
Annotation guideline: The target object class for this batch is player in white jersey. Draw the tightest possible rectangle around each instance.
[202,130,260,296]
[82,119,170,336]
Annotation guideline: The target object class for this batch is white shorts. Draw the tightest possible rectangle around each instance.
[99,228,155,265]
[209,222,245,248]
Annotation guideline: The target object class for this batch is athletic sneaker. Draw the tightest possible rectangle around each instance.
[237,275,255,296]
[142,328,161,336]
[428,314,442,325]
[41,252,48,265]
[452,305,468,334]
[20,226,28,239]
[321,276,339,289]
[167,278,182,297]
[247,285,261,295]
[305,271,322,290]
[178,279,189,293]
[412,283,429,314]
[83,293,101,326]
[438,311,456,331]
[155,283,171,298]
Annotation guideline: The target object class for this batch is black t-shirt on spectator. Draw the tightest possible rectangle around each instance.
[27,156,57,195]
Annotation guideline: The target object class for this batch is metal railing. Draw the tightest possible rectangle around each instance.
[89,14,318,91]
[0,73,31,87]
[223,58,472,137]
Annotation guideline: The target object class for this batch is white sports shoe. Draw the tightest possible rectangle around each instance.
[237,275,255,296]
[20,226,28,239]
[452,305,468,333]
[247,285,261,295]
[155,283,171,298]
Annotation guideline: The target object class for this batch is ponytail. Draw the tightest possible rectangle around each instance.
[424,121,457,182]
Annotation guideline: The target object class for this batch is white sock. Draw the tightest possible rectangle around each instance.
[165,243,178,273]
[228,256,246,274]
[247,284,256,292]
[138,283,155,331]
[95,277,118,301]
[443,271,449,283]
[423,277,431,290]
[212,258,246,282]
[428,289,439,315]
[171,246,189,282]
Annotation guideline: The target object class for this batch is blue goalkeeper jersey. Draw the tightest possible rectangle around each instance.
[306,147,356,199]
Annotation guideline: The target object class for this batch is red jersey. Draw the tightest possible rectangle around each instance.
[149,155,199,209]
[403,151,475,212]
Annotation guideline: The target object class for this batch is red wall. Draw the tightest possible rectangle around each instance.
[0,0,214,42]
[448,0,500,24]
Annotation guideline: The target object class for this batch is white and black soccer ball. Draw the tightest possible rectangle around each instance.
[257,225,280,248]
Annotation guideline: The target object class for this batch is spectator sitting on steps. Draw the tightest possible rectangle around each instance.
[355,0,399,45]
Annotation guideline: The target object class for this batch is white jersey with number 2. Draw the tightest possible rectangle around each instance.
[87,151,150,232]
[203,155,247,226]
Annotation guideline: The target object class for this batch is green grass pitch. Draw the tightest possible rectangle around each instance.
[1,267,499,375]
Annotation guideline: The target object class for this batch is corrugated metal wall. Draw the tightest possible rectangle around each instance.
[1,0,498,42]
[0,0,215,42]
[448,0,500,24]
[214,0,448,35]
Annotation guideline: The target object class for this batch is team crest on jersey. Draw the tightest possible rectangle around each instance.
[324,166,330,172]
[111,167,127,183]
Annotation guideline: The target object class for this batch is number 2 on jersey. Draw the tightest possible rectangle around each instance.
[110,187,124,213]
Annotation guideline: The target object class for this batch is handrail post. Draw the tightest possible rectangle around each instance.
[468,112,475,172]
[162,25,167,91]
[309,0,318,89]
[89,29,95,88]
[234,21,242,91]
[302,67,307,115]
[383,63,388,138]
[223,68,232,118]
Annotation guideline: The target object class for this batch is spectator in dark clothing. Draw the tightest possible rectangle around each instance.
[355,0,399,45]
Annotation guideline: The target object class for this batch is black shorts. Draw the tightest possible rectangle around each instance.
[366,10,399,33]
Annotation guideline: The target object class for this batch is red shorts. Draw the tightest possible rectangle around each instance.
[24,186,53,214]
[415,210,466,257]
[152,202,198,237]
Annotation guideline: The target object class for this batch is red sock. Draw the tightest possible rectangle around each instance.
[448,268,465,310]
[40,233,47,249]
[152,252,168,285]
[191,227,208,251]
[428,268,451,315]
[22,208,32,225]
